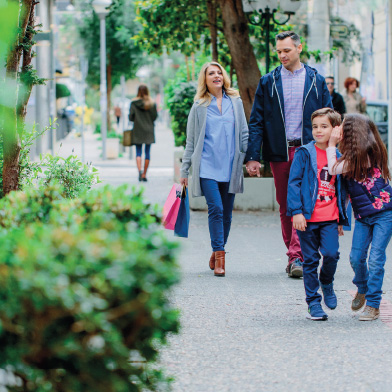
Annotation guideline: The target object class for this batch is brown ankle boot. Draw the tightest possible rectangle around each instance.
[209,252,215,270]
[214,251,225,277]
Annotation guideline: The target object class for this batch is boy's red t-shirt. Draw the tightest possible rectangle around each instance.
[307,146,339,222]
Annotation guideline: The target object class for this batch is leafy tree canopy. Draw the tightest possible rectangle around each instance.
[78,0,144,87]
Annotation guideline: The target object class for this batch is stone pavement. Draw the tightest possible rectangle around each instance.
[60,124,392,392]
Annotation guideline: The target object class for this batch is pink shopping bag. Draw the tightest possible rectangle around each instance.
[163,183,183,230]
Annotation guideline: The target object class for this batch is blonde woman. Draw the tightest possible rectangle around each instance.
[129,85,157,182]
[180,62,248,277]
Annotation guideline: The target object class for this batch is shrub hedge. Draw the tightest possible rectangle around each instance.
[0,184,180,392]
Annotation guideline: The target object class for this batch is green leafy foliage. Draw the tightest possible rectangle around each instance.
[0,184,180,391]
[40,153,100,199]
[165,71,197,147]
[78,0,144,88]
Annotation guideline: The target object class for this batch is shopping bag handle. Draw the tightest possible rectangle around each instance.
[181,184,187,198]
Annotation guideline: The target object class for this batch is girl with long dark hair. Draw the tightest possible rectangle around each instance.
[327,114,392,321]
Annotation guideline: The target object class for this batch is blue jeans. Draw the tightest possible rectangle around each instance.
[135,144,151,160]
[200,178,235,252]
[350,209,392,308]
[297,221,340,306]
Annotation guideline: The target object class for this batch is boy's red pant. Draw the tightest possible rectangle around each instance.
[270,146,303,265]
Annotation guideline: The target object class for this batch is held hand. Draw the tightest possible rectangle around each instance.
[246,161,262,177]
[293,214,307,231]
[328,125,343,147]
[338,225,344,236]
[180,177,188,187]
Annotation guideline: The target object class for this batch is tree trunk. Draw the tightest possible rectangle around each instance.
[3,0,34,195]
[107,61,112,132]
[217,0,261,119]
[207,0,218,61]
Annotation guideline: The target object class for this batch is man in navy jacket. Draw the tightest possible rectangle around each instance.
[245,31,333,278]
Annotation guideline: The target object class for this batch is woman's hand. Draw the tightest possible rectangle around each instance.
[328,125,342,147]
[338,225,344,236]
[180,177,188,187]
[293,214,307,231]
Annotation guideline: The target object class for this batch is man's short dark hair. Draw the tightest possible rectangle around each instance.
[326,76,334,80]
[275,31,301,47]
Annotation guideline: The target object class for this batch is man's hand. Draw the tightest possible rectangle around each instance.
[246,161,262,177]
[338,225,344,236]
[180,177,188,187]
[328,125,342,147]
[293,214,307,231]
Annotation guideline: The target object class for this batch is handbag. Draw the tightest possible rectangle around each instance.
[123,129,132,146]
[162,183,183,230]
[174,185,190,238]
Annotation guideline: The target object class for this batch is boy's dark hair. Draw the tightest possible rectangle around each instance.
[275,31,301,47]
[311,108,341,127]
[325,76,334,80]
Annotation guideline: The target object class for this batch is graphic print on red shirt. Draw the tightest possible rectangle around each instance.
[308,146,339,222]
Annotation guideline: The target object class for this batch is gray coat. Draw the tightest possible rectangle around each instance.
[180,95,249,197]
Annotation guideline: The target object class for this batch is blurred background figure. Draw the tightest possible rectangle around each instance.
[114,105,122,129]
[343,77,367,114]
[129,84,158,182]
[325,76,346,117]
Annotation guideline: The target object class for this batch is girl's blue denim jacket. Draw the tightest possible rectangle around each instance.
[287,141,349,227]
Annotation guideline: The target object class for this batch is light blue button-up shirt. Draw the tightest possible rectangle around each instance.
[199,93,235,182]
[281,63,306,141]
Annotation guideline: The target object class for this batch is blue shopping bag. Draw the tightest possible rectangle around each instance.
[174,186,190,238]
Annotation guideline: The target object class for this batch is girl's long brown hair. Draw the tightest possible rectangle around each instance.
[134,84,154,109]
[338,114,390,181]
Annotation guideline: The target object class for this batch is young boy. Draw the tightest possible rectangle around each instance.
[287,108,349,321]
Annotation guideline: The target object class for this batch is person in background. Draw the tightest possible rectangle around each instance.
[129,85,158,182]
[114,105,122,126]
[180,61,248,277]
[246,31,333,278]
[325,76,346,117]
[342,77,367,114]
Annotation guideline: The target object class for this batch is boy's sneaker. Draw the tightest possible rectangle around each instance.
[287,258,303,278]
[307,303,328,321]
[320,282,337,310]
[351,292,366,312]
[358,305,380,321]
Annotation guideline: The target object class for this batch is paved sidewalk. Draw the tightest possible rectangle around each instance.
[59,124,392,392]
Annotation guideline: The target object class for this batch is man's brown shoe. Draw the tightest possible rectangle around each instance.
[359,305,380,321]
[214,251,225,277]
[209,252,215,270]
[351,292,366,312]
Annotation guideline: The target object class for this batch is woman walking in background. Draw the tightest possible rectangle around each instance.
[342,77,367,114]
[129,84,158,182]
[180,62,248,277]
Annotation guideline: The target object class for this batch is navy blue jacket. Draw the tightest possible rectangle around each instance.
[246,64,333,163]
[345,171,392,219]
[287,142,349,226]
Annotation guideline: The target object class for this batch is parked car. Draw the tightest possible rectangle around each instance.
[366,100,388,147]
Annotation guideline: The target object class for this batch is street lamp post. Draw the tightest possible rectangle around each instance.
[92,0,112,160]
[242,0,303,74]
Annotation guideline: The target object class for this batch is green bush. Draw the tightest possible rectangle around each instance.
[165,80,197,147]
[0,184,180,391]
[39,153,100,199]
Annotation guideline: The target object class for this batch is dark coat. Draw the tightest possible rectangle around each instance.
[331,90,346,117]
[287,141,349,226]
[129,99,158,145]
[246,64,333,163]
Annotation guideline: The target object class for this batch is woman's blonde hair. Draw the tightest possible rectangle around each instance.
[133,84,154,109]
[194,62,239,105]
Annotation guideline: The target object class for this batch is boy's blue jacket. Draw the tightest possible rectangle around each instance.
[287,141,349,227]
